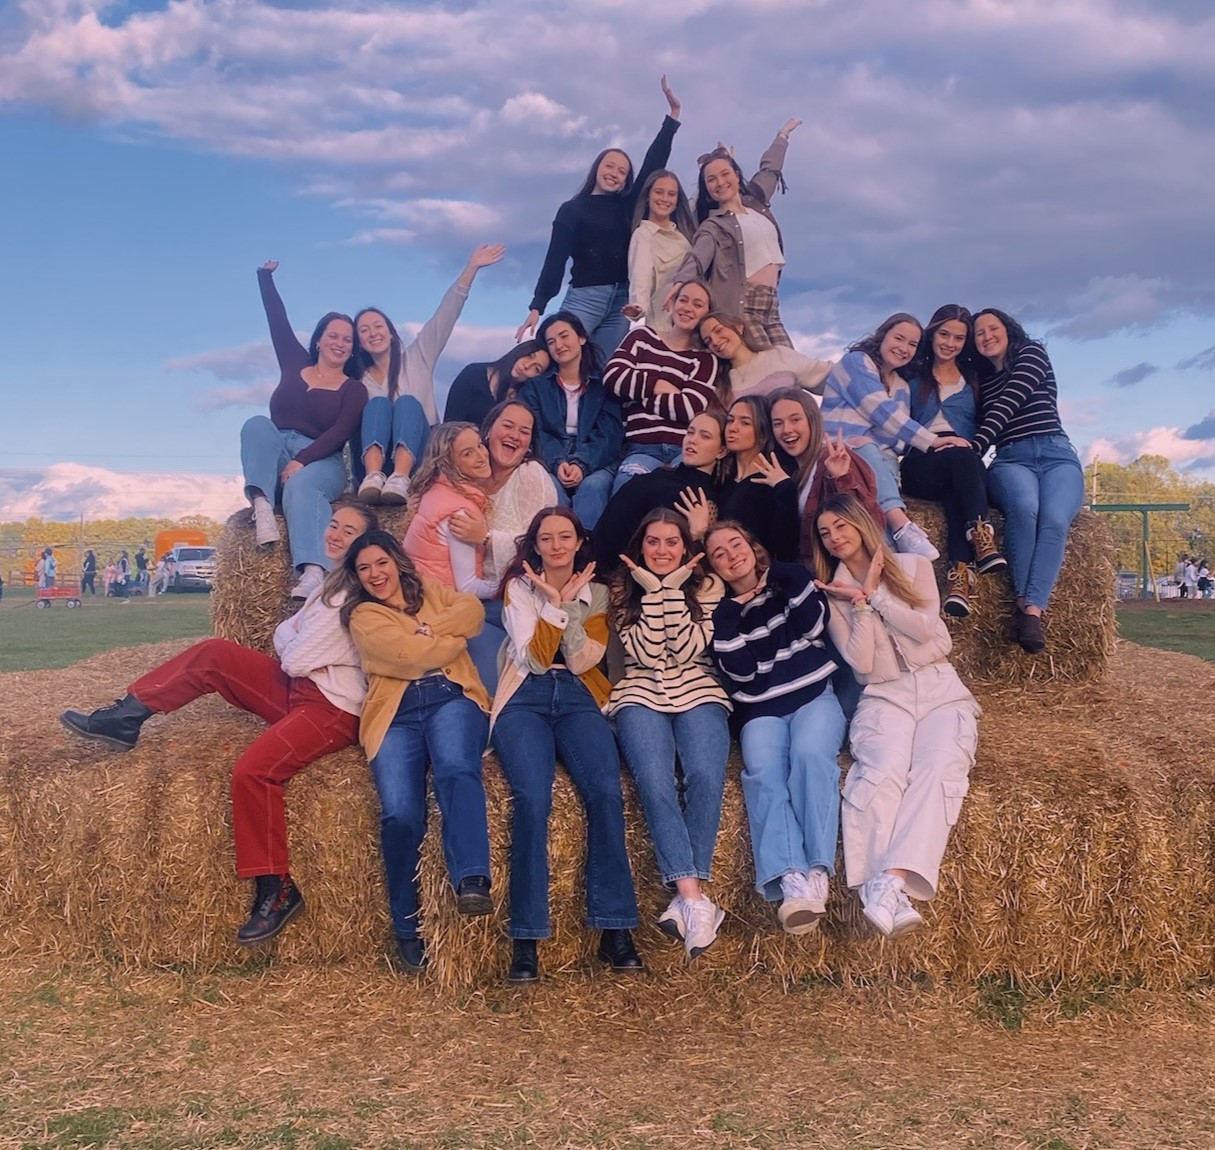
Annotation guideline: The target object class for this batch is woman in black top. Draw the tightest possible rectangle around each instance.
[718,395,799,562]
[515,76,682,362]
[443,341,550,426]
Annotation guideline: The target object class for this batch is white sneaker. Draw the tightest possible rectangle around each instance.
[892,520,939,561]
[861,873,908,938]
[289,565,325,601]
[804,867,829,915]
[380,473,411,505]
[891,889,925,938]
[252,498,280,546]
[683,896,725,959]
[778,872,822,936]
[656,894,684,941]
[358,471,386,504]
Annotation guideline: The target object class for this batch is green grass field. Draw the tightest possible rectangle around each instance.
[1115,600,1215,664]
[0,588,214,672]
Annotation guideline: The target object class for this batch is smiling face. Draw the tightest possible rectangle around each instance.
[703,158,740,205]
[355,545,401,605]
[317,319,354,370]
[931,318,969,366]
[485,403,534,471]
[974,314,1009,365]
[641,521,687,576]
[877,322,921,373]
[453,427,491,482]
[544,321,585,369]
[509,350,550,383]
[356,310,392,358]
[646,175,680,223]
[770,398,813,459]
[816,511,865,564]
[699,316,744,359]
[595,150,631,195]
[707,527,758,591]
[671,283,711,334]
[682,412,728,470]
[323,506,370,563]
[725,403,758,454]
[534,513,580,573]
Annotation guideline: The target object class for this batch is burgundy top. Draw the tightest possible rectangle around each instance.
[259,268,366,467]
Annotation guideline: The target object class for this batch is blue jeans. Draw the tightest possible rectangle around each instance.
[737,685,846,900]
[553,465,615,530]
[368,677,490,940]
[853,442,904,515]
[561,282,630,363]
[615,703,730,885]
[987,433,1084,611]
[353,395,430,483]
[491,670,639,938]
[612,442,683,495]
[468,600,506,698]
[240,416,347,571]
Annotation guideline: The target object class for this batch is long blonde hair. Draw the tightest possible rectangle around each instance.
[408,421,489,514]
[810,494,926,607]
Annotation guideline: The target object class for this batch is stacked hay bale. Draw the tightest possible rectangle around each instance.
[7,501,1206,993]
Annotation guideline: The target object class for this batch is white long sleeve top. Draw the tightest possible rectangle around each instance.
[272,589,367,715]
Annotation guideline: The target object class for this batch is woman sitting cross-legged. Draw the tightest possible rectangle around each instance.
[338,531,493,974]
[491,508,643,983]
[706,521,845,935]
[60,502,379,946]
[811,494,979,938]
[241,260,367,600]
[608,509,731,959]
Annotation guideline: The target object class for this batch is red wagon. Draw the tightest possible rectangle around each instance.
[36,583,83,609]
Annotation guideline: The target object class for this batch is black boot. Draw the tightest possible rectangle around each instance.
[456,875,493,916]
[60,694,153,751]
[236,874,304,945]
[507,939,540,984]
[597,928,644,973]
[395,936,428,975]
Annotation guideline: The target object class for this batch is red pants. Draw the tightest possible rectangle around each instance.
[129,638,359,877]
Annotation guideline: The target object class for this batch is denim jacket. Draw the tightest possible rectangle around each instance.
[516,369,624,476]
[908,376,979,442]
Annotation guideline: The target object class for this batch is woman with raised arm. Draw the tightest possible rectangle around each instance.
[609,509,731,959]
[706,521,845,935]
[668,121,801,352]
[516,312,623,530]
[603,279,718,492]
[491,508,642,984]
[354,243,506,506]
[60,502,379,946]
[443,341,550,427]
[811,493,979,938]
[698,311,830,403]
[971,309,1084,653]
[516,77,683,361]
[901,304,1006,617]
[241,260,368,600]
[622,169,697,333]
[338,531,492,975]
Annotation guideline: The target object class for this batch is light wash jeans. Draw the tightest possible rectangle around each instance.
[737,685,846,901]
[368,676,490,941]
[240,416,347,571]
[986,433,1084,611]
[612,442,684,496]
[553,465,615,530]
[614,702,730,885]
[853,442,904,515]
[561,282,630,363]
[354,394,430,483]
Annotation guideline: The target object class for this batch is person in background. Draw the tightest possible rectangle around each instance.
[134,547,148,593]
[60,503,379,946]
[43,548,58,590]
[34,550,47,589]
[353,243,507,506]
[103,558,116,598]
[443,342,550,427]
[622,169,696,333]
[114,550,131,602]
[241,261,367,601]
[82,550,98,596]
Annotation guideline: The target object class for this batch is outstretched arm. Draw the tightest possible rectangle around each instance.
[257,261,308,371]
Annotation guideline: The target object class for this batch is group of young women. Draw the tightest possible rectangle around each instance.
[59,76,1087,981]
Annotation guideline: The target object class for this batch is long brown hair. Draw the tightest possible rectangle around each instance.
[609,509,710,630]
[809,494,926,607]
[631,169,696,242]
[908,304,981,408]
[496,506,594,598]
[334,530,426,629]
[766,386,823,488]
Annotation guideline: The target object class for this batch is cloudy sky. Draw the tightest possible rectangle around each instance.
[1,0,1212,521]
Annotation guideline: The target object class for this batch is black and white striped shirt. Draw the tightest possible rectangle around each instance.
[972,343,1065,455]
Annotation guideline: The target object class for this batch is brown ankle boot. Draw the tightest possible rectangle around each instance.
[943,562,974,617]
[967,518,1007,575]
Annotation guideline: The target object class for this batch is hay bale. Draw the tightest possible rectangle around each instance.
[4,640,1215,991]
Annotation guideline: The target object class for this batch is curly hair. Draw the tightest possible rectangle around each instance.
[407,422,490,514]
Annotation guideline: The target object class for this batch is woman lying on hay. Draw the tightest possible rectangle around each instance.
[813,493,980,938]
[59,501,379,946]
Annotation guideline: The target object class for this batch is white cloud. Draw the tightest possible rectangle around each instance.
[1,462,245,522]
[1083,426,1215,477]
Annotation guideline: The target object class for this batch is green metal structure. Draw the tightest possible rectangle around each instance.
[1089,502,1190,600]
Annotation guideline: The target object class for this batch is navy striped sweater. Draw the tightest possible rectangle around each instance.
[972,343,1066,455]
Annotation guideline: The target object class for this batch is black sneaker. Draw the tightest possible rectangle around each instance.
[235,875,304,945]
[507,939,540,984]
[597,928,644,973]
[456,875,493,916]
[395,936,428,975]
[60,694,153,751]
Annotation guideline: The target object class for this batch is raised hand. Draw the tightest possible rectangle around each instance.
[664,551,704,589]
[620,554,661,593]
[815,578,868,606]
[674,486,712,539]
[522,560,560,607]
[862,549,885,599]
[560,561,597,603]
[515,309,540,343]
[261,260,279,273]
[778,118,803,139]
[821,429,852,478]
[750,453,790,487]
[660,74,681,120]
[467,243,507,270]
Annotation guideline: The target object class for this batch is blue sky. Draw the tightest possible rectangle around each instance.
[1,0,1212,521]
